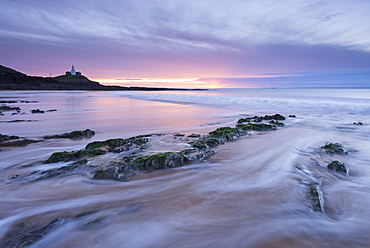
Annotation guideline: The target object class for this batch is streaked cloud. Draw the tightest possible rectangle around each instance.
[1,0,369,87]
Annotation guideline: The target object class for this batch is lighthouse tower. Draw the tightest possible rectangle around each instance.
[71,65,76,76]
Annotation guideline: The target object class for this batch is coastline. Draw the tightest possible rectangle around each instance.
[0,64,206,91]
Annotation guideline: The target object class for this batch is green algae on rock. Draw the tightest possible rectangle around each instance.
[321,143,346,154]
[93,152,186,181]
[236,123,277,131]
[327,161,348,174]
[45,149,106,163]
[44,129,95,139]
[237,114,285,124]
[85,135,149,152]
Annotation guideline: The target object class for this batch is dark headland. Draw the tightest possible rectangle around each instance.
[0,65,203,91]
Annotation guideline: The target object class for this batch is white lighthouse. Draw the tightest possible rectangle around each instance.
[71,65,76,76]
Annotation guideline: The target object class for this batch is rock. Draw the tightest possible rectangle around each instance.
[85,136,149,152]
[93,167,137,181]
[34,164,80,181]
[93,152,186,181]
[174,133,185,136]
[129,152,185,171]
[321,143,346,154]
[236,123,277,131]
[190,127,247,150]
[289,115,297,118]
[44,149,106,163]
[182,148,216,161]
[208,126,247,142]
[327,161,348,174]
[307,183,324,212]
[0,133,40,147]
[0,217,64,248]
[31,109,45,114]
[237,114,285,123]
[269,120,285,126]
[0,133,20,142]
[0,105,20,111]
[0,139,40,147]
[353,122,363,126]
[44,129,95,139]
[188,133,201,138]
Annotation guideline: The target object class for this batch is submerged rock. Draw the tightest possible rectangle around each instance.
[321,143,346,154]
[0,133,20,142]
[44,129,95,139]
[0,133,40,147]
[0,217,64,248]
[327,161,348,174]
[0,105,21,111]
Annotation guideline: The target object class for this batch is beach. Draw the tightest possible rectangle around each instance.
[1,88,370,247]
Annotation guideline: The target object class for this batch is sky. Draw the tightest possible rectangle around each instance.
[1,0,370,88]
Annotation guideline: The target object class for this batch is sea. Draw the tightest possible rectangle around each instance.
[0,88,370,247]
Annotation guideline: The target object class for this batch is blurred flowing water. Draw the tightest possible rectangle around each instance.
[0,89,370,247]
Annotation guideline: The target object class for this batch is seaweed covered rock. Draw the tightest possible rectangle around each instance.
[321,143,346,154]
[93,152,186,181]
[236,123,277,131]
[209,126,246,141]
[45,149,106,163]
[44,129,95,139]
[237,114,285,124]
[327,161,348,174]
[85,135,149,152]
[190,127,247,150]
[129,152,185,171]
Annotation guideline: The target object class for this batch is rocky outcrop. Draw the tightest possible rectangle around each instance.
[22,114,286,182]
